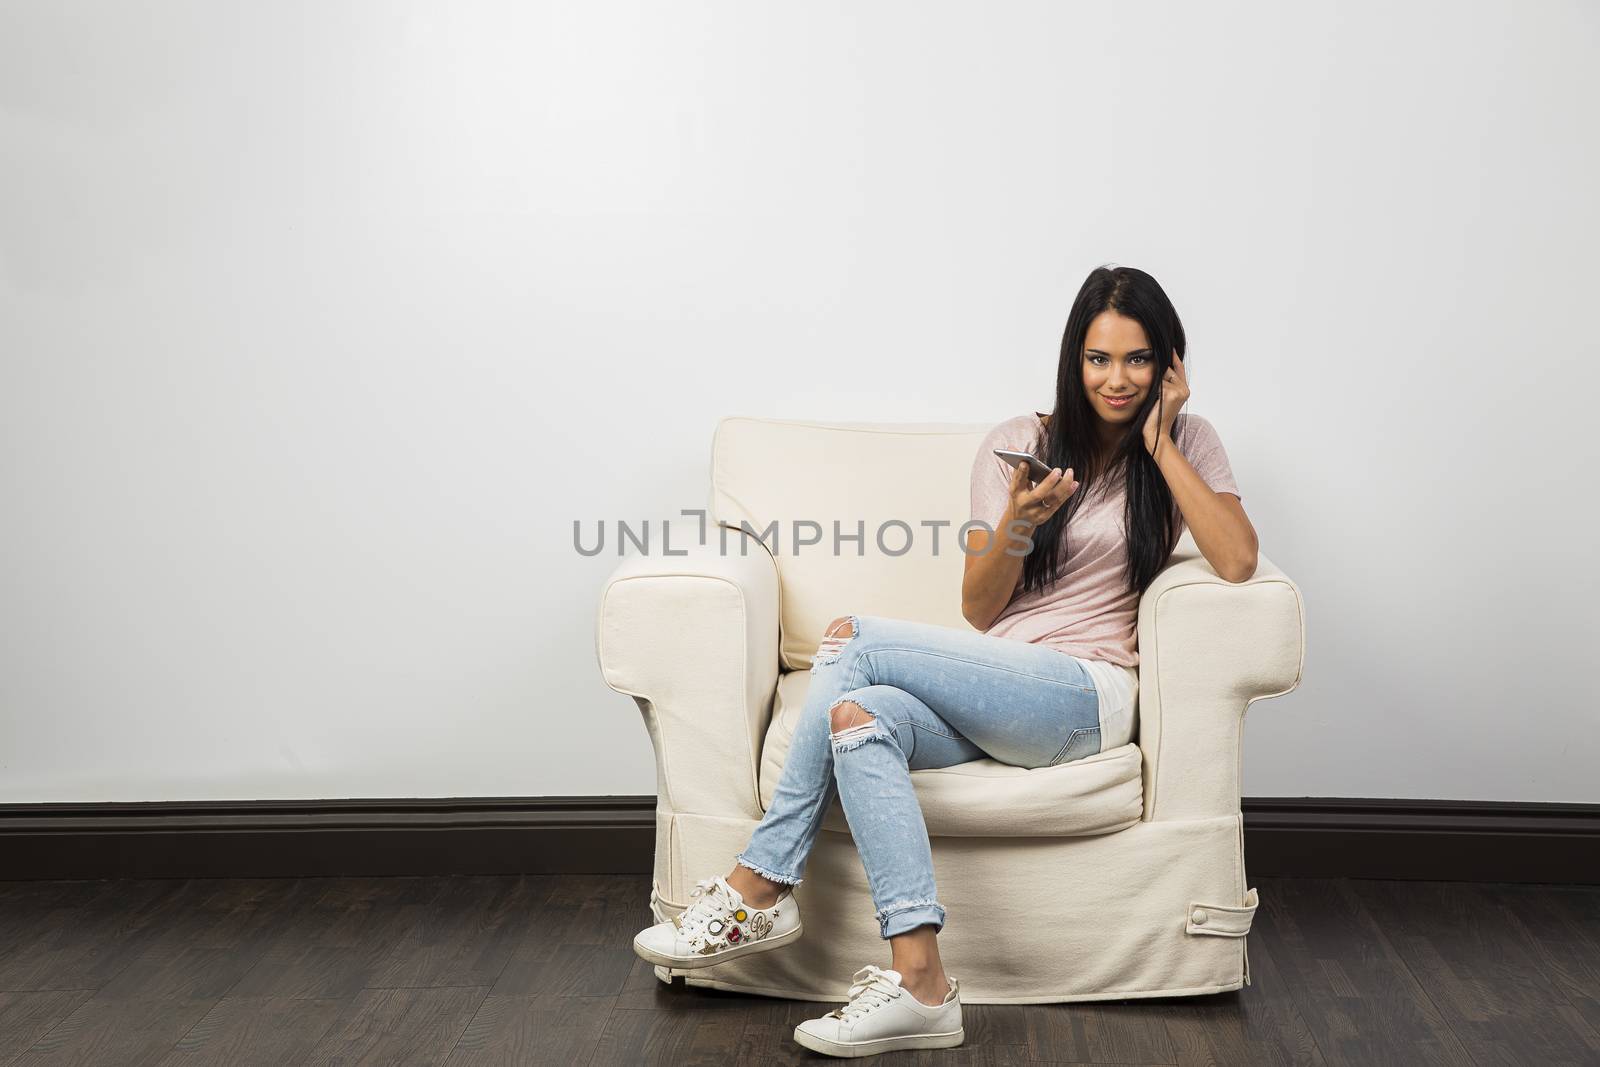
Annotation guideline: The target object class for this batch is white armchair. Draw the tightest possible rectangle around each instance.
[596,416,1305,1003]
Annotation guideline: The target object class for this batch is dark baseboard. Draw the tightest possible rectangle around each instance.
[0,797,655,881]
[1,796,1595,883]
[1242,797,1599,884]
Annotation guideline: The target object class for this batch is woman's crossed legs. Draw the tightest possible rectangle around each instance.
[725,613,1102,1005]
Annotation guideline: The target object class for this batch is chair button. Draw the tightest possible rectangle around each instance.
[1191,908,1208,925]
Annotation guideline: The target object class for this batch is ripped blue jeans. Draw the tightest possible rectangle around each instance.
[734,613,1102,939]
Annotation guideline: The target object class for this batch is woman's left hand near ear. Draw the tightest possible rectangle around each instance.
[1143,349,1190,455]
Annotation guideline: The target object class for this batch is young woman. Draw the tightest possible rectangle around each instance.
[632,265,1259,1059]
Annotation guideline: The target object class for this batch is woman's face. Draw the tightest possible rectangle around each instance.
[1081,310,1158,426]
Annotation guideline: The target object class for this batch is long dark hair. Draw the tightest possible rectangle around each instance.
[1019,265,1191,599]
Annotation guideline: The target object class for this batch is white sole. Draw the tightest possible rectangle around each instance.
[792,1024,965,1058]
[632,918,803,970]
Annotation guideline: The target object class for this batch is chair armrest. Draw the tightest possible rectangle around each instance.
[1135,538,1306,821]
[595,528,781,821]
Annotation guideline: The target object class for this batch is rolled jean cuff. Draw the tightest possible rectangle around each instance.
[877,898,946,939]
[734,853,804,887]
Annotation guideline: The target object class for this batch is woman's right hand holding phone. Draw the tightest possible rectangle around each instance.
[1007,459,1077,530]
[962,455,1079,630]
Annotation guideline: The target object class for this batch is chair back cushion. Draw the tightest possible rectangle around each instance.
[711,416,992,669]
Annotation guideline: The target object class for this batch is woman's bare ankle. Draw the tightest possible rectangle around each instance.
[725,865,785,908]
[890,924,950,1005]
[896,967,953,1007]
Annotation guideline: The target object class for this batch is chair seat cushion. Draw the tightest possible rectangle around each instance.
[758,670,1145,838]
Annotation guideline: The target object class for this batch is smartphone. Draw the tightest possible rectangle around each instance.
[993,448,1058,484]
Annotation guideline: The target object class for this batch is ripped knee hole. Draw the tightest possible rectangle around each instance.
[830,698,874,735]
[814,615,858,667]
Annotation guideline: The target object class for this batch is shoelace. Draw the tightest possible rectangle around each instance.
[676,876,739,947]
[827,965,904,1020]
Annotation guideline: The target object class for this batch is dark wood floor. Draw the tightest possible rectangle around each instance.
[0,874,1596,1065]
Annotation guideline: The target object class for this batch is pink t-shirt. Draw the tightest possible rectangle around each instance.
[968,410,1241,670]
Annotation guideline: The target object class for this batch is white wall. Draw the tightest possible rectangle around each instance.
[2,0,1595,804]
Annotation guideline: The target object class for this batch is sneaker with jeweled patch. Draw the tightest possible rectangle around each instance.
[792,964,964,1058]
[631,874,801,969]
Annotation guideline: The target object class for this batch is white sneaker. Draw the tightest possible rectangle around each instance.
[793,964,964,1058]
[632,874,802,969]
